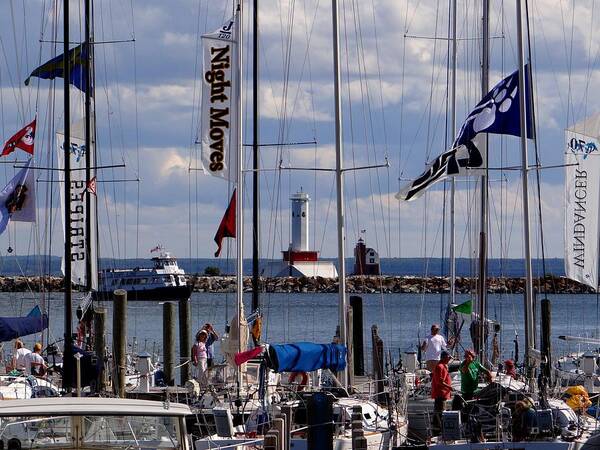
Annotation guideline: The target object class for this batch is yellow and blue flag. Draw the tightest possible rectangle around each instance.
[24,44,89,93]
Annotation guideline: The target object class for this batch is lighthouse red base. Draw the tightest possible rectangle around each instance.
[283,250,319,264]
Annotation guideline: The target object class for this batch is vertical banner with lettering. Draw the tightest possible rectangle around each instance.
[57,120,98,290]
[564,129,600,290]
[200,17,238,181]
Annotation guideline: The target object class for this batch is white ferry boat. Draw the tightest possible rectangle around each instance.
[95,249,193,301]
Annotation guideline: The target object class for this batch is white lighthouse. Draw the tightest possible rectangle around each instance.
[290,191,310,251]
[270,190,337,278]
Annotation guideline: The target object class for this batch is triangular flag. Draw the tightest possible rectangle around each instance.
[214,189,236,257]
[2,119,36,156]
[452,299,473,315]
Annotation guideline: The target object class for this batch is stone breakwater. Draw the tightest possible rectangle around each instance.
[188,275,593,294]
[0,275,592,294]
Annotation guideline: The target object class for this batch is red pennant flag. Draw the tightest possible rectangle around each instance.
[214,189,236,257]
[87,176,97,195]
[80,176,97,201]
[1,119,36,156]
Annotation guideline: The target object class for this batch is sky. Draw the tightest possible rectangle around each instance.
[0,0,598,266]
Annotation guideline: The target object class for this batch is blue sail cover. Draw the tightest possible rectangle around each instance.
[0,306,48,342]
[269,342,347,373]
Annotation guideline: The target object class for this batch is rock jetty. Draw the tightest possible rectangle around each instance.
[187,275,592,294]
[0,275,591,294]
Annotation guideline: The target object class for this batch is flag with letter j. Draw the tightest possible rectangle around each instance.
[397,66,533,201]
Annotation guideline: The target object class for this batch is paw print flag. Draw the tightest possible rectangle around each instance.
[397,66,533,201]
[0,159,36,235]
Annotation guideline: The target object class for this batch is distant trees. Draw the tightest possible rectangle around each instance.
[204,266,221,276]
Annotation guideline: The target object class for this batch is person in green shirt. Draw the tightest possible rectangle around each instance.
[459,349,492,400]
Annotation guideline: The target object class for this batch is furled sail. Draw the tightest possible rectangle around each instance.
[267,342,347,373]
[0,306,48,342]
[57,119,98,289]
[564,113,600,290]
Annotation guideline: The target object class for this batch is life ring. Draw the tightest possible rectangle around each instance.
[288,371,309,390]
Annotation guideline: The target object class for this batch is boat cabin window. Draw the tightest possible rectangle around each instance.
[0,414,181,449]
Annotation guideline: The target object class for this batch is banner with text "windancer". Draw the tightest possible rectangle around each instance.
[200,17,238,181]
[564,129,600,290]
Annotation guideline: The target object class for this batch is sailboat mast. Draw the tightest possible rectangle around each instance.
[477,0,490,364]
[235,0,244,389]
[449,0,457,308]
[251,0,260,315]
[331,0,348,388]
[84,0,93,292]
[63,0,74,390]
[516,0,535,379]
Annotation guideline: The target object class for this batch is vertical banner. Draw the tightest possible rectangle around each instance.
[57,120,98,290]
[200,17,238,181]
[564,130,600,290]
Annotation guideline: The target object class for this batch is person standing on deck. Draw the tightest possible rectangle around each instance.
[12,340,31,372]
[202,323,219,367]
[459,349,492,400]
[192,330,208,384]
[421,324,447,372]
[431,350,453,435]
[25,343,46,377]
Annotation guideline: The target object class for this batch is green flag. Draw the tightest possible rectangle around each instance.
[452,299,472,315]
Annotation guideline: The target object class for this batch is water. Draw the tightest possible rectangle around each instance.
[3,292,598,371]
[0,256,565,277]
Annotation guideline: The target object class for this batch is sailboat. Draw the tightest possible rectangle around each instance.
[191,1,407,448]
[398,0,600,448]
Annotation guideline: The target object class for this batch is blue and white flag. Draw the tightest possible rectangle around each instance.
[0,158,35,234]
[397,66,533,201]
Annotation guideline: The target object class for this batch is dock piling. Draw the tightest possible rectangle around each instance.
[163,301,176,386]
[113,289,127,398]
[349,296,364,376]
[371,325,385,404]
[93,306,107,393]
[178,298,191,385]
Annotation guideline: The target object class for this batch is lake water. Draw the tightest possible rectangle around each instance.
[2,292,598,372]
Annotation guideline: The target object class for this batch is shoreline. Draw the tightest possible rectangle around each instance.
[0,275,592,294]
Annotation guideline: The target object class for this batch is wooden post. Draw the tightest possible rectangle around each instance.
[163,302,176,386]
[93,307,107,393]
[541,298,552,386]
[353,436,367,450]
[178,298,191,385]
[350,296,364,376]
[264,433,278,450]
[113,289,127,398]
[273,417,285,450]
[371,325,384,404]
[347,306,354,387]
[281,406,293,450]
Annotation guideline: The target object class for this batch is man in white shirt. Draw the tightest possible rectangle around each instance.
[25,343,46,377]
[12,340,31,372]
[421,324,447,372]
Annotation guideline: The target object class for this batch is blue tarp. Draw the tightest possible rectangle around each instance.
[0,306,48,342]
[268,342,347,373]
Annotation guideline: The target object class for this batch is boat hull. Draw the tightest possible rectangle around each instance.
[93,285,192,301]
